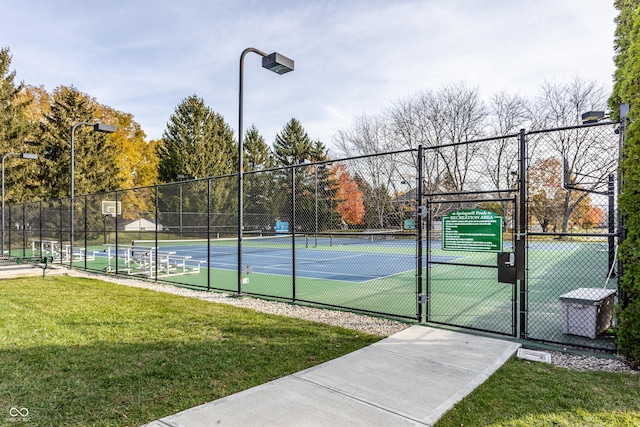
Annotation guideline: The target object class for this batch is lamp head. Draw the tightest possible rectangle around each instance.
[93,123,116,133]
[20,153,38,160]
[262,52,294,74]
[581,111,605,124]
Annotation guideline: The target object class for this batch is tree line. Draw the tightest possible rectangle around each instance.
[1,45,615,233]
[0,46,327,200]
[335,79,615,232]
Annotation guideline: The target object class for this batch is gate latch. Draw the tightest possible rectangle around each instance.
[497,252,517,284]
[418,293,428,304]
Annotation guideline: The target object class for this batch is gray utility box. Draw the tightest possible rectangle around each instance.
[558,288,616,339]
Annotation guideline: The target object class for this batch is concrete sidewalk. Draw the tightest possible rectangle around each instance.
[143,326,520,427]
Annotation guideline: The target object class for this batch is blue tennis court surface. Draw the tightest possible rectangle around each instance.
[148,241,460,283]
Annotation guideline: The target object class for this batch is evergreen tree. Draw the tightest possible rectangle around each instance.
[242,125,271,228]
[38,86,119,199]
[273,118,313,165]
[0,47,38,203]
[243,125,272,172]
[610,0,639,115]
[157,94,236,182]
[310,139,328,162]
[610,0,640,361]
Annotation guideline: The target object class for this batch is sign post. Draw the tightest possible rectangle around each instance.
[442,209,503,252]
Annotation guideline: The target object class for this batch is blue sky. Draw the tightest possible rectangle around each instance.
[1,0,617,152]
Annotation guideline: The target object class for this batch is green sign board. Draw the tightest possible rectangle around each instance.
[442,209,503,252]
[403,218,415,230]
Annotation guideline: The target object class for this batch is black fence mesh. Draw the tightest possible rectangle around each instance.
[3,122,622,350]
[525,123,619,350]
[422,134,520,336]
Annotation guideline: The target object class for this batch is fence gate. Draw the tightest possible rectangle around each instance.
[423,195,519,336]
[418,136,523,337]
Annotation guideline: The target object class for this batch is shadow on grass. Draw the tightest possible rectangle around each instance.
[0,276,380,427]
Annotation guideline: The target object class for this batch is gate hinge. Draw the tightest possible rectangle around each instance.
[418,293,428,304]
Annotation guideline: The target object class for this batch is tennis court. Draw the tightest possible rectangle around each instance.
[124,235,459,283]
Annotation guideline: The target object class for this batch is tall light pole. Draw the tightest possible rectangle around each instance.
[2,152,38,255]
[70,122,116,269]
[238,48,294,294]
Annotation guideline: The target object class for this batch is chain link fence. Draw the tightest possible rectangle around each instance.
[525,123,620,350]
[2,122,622,351]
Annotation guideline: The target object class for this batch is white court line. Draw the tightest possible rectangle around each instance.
[206,258,414,281]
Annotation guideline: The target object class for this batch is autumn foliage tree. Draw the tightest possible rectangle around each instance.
[575,205,606,230]
[332,163,365,227]
[98,105,159,220]
[528,157,565,232]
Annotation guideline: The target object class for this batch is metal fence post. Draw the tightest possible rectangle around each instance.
[39,200,43,253]
[154,186,159,280]
[207,178,211,291]
[292,166,296,302]
[608,174,616,276]
[59,201,63,264]
[83,195,88,270]
[416,145,424,322]
[22,203,26,257]
[115,190,119,276]
[618,113,627,308]
[7,204,11,256]
[518,128,528,339]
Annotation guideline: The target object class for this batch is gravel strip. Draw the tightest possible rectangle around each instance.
[547,350,637,373]
[71,271,638,374]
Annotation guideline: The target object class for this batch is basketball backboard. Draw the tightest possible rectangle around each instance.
[101,200,122,217]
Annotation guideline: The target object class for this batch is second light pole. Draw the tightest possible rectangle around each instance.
[238,48,294,294]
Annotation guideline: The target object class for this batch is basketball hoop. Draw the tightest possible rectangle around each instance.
[101,200,122,217]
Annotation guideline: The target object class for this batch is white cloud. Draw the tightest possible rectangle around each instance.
[0,0,617,147]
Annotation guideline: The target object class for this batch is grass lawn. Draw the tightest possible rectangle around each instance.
[435,357,640,427]
[0,275,381,426]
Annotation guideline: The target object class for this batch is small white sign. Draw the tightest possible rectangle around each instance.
[517,348,551,363]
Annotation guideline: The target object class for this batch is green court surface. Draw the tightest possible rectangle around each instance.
[65,238,615,344]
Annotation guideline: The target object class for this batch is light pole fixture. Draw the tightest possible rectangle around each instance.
[238,47,294,294]
[2,152,38,255]
[581,111,606,124]
[70,122,116,269]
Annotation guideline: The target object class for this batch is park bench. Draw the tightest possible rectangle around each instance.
[0,256,54,277]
